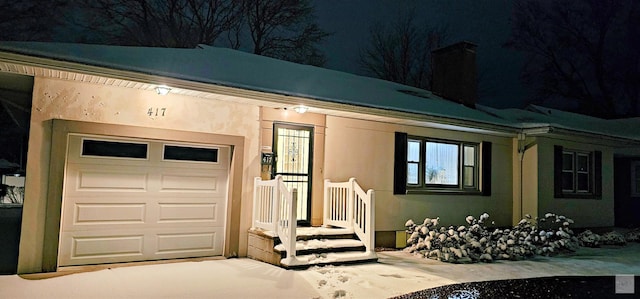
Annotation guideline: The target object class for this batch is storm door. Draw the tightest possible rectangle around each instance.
[273,123,313,225]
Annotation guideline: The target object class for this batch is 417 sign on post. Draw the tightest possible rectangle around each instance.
[147,107,167,117]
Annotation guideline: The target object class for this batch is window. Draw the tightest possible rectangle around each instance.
[632,161,640,197]
[554,146,601,198]
[163,145,218,162]
[82,139,148,159]
[394,132,491,195]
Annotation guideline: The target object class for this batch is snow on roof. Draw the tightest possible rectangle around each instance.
[0,41,512,128]
[477,104,640,141]
[0,41,638,141]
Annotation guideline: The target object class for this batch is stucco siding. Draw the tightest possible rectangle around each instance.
[536,137,614,227]
[324,116,514,232]
[19,77,260,273]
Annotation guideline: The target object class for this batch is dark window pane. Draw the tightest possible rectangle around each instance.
[82,139,147,159]
[562,172,574,191]
[577,173,589,191]
[164,146,218,162]
[562,153,574,171]
[577,154,589,172]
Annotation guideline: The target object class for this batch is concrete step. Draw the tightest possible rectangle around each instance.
[294,226,356,241]
[280,251,378,268]
[274,238,365,256]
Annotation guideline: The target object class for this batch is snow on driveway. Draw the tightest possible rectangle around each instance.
[1,243,639,298]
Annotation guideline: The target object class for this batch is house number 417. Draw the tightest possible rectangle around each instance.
[147,107,167,117]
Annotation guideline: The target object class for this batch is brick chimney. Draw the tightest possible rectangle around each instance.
[431,41,478,108]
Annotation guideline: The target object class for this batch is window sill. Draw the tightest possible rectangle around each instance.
[406,189,482,196]
[556,193,600,199]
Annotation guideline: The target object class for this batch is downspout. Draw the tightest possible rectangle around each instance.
[517,131,536,220]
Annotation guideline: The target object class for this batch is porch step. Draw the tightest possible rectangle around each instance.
[274,238,365,256]
[280,251,378,268]
[295,226,356,241]
[247,227,377,269]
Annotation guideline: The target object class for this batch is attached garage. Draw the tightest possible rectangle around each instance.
[58,134,230,266]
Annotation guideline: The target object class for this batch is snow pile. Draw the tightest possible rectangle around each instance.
[404,213,578,263]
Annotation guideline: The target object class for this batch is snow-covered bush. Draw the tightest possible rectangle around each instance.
[600,231,626,246]
[625,228,640,243]
[578,230,629,247]
[404,213,578,263]
[576,230,601,247]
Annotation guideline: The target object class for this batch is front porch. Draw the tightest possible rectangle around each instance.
[248,176,377,268]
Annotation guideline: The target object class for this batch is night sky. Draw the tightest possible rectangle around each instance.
[313,0,526,109]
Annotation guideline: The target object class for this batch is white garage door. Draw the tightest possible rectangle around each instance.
[59,134,229,266]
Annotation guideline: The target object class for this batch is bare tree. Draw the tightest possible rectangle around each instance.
[0,0,68,41]
[505,0,640,118]
[241,0,330,66]
[75,0,243,48]
[359,12,447,90]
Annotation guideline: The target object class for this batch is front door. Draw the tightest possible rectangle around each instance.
[273,123,313,225]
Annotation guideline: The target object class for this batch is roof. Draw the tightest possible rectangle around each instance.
[477,104,640,141]
[0,41,512,128]
[0,41,638,142]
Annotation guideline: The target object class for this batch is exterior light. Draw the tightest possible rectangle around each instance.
[293,105,308,114]
[155,86,171,95]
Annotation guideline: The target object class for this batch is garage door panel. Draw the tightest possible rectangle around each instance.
[153,227,224,258]
[156,232,216,254]
[58,231,146,265]
[67,165,150,192]
[160,174,219,192]
[72,235,144,258]
[77,171,148,191]
[158,203,218,223]
[74,203,146,225]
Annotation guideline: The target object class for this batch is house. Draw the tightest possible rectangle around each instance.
[0,41,638,274]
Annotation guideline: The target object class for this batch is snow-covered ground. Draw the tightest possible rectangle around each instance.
[1,243,639,299]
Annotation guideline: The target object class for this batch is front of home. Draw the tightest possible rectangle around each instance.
[0,41,638,274]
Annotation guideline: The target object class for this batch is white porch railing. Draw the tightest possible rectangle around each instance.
[252,175,304,266]
[253,176,376,264]
[324,178,376,254]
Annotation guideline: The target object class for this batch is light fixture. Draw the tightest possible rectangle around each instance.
[292,105,309,114]
[155,85,171,95]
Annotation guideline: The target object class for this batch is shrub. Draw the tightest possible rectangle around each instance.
[404,213,579,263]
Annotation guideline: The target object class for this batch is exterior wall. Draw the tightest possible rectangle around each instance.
[324,116,514,239]
[536,137,614,227]
[19,77,261,273]
[259,108,326,226]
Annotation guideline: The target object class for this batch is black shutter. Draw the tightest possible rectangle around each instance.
[394,132,408,195]
[594,150,602,198]
[481,141,492,196]
[554,145,563,198]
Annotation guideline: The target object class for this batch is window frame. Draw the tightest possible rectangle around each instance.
[406,136,480,194]
[554,145,602,199]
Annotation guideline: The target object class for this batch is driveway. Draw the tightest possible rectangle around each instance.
[0,243,638,298]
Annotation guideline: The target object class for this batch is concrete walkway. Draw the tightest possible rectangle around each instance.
[0,243,638,298]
